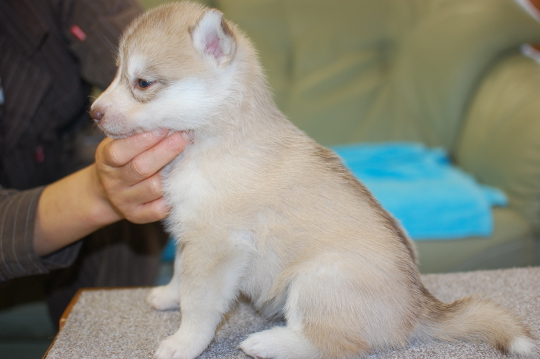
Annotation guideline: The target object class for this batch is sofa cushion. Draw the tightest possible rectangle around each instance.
[416,207,535,272]
[213,0,540,151]
[456,54,540,232]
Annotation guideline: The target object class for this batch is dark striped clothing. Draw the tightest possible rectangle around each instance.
[0,0,141,190]
[0,0,168,323]
[0,186,82,281]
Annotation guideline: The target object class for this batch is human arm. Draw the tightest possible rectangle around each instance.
[0,130,187,282]
[33,130,188,257]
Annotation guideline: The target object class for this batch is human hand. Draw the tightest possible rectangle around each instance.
[94,130,190,223]
[33,130,188,257]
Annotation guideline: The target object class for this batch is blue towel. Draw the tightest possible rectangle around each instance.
[332,142,507,240]
[162,239,177,262]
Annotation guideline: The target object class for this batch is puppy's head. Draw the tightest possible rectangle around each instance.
[90,2,242,139]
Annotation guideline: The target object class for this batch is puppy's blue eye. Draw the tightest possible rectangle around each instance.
[137,79,153,89]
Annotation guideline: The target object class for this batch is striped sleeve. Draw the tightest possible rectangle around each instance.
[0,186,81,282]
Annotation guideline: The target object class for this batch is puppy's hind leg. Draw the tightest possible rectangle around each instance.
[239,275,324,359]
[241,259,372,359]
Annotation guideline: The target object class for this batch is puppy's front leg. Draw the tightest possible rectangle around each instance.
[147,247,183,310]
[154,240,248,359]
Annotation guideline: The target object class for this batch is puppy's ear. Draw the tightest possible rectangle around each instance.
[191,9,236,67]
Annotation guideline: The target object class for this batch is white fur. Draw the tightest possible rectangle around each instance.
[93,74,230,138]
[240,327,319,359]
[127,54,148,80]
[509,336,536,355]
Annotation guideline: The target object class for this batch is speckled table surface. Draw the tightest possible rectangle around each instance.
[45,267,540,359]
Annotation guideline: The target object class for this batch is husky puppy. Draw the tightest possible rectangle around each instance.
[90,2,535,359]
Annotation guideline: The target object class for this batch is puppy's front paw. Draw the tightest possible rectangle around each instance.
[154,336,187,359]
[154,333,208,359]
[147,285,180,310]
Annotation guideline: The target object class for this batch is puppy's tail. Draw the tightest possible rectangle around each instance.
[419,291,536,355]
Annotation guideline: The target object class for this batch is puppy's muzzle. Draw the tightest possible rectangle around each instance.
[89,108,104,124]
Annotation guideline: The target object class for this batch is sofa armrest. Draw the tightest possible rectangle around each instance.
[456,53,540,233]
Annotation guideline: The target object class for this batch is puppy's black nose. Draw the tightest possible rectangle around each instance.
[89,108,104,124]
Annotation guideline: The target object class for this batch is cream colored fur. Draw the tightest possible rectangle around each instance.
[91,2,535,359]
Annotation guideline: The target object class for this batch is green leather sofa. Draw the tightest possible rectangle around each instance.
[3,1,540,358]
[144,0,540,273]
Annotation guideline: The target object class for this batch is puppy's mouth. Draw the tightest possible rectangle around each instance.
[97,127,144,140]
[101,127,194,142]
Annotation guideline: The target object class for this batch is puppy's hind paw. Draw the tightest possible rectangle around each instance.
[147,285,180,311]
[240,327,318,359]
[240,332,274,359]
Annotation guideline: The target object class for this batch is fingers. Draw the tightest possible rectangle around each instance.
[131,198,171,224]
[117,174,171,223]
[125,132,188,183]
[94,131,189,223]
[98,130,165,164]
[97,130,184,181]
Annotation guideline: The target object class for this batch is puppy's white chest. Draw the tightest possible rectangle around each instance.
[163,156,215,223]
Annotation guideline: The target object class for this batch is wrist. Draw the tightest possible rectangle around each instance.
[33,165,122,257]
[86,164,123,227]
